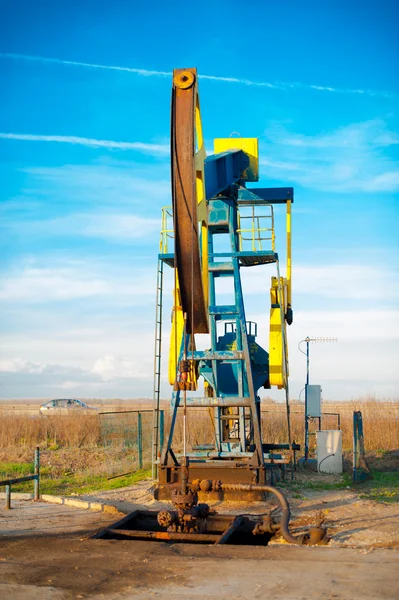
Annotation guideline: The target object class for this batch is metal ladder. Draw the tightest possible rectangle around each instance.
[206,217,262,458]
[152,258,164,478]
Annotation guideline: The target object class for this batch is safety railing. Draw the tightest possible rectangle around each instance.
[159,206,174,254]
[160,204,276,255]
[237,205,275,252]
[1,447,40,509]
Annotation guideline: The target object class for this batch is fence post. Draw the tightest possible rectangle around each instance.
[138,413,143,470]
[34,446,40,501]
[5,484,11,510]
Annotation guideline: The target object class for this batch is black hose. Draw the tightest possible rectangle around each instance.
[318,453,335,470]
[220,483,300,544]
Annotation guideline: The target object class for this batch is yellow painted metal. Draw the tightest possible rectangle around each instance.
[236,205,275,252]
[214,137,259,182]
[159,206,173,254]
[168,279,183,385]
[195,93,209,311]
[286,200,292,306]
[168,275,198,389]
[269,276,289,389]
[173,70,195,90]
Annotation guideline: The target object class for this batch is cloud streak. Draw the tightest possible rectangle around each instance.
[0,260,166,303]
[0,132,169,155]
[259,119,399,193]
[1,52,393,98]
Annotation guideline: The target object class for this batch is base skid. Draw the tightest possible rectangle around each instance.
[93,509,274,546]
[155,464,267,502]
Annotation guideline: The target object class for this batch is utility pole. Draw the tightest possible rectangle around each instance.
[299,337,337,463]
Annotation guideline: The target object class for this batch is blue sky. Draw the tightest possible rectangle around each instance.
[1,0,398,400]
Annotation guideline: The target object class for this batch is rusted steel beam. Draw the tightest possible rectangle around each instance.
[171,68,208,334]
[215,515,245,545]
[104,528,219,543]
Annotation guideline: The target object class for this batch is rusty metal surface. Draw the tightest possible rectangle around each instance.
[94,511,272,546]
[171,68,208,334]
[94,473,328,546]
[102,528,220,543]
[156,469,267,502]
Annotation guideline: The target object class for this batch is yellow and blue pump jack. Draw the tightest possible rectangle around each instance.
[153,68,294,498]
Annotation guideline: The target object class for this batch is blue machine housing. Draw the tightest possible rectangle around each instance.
[199,323,270,396]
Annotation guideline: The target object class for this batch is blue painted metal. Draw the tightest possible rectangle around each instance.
[238,186,294,204]
[175,451,282,459]
[160,154,289,476]
[34,446,40,500]
[204,150,249,199]
[353,410,370,483]
[158,250,278,265]
[200,193,267,456]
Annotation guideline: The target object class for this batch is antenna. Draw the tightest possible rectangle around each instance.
[299,336,338,464]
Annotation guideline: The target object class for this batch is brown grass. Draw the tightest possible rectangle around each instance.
[167,398,399,454]
[0,399,397,467]
[0,413,101,460]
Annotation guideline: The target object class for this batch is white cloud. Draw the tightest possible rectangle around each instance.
[259,120,399,193]
[5,211,161,243]
[2,163,171,212]
[0,260,169,302]
[294,264,399,301]
[1,52,393,98]
[230,262,399,303]
[247,307,399,400]
[0,358,44,374]
[0,133,169,156]
[92,355,151,380]
[1,164,170,245]
[292,308,399,342]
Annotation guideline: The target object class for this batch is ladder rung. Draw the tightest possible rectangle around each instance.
[208,305,238,316]
[191,350,243,361]
[178,397,254,408]
[209,262,234,273]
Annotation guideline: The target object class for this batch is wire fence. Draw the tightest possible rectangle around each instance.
[0,410,164,484]
[98,410,154,471]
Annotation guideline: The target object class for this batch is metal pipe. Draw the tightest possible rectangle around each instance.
[182,312,188,458]
[34,446,40,501]
[215,515,245,545]
[305,338,310,462]
[105,528,220,543]
[5,484,11,510]
[220,483,299,544]
[138,413,143,470]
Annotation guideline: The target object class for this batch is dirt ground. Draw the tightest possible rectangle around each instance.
[81,475,399,550]
[0,474,398,599]
[1,535,398,600]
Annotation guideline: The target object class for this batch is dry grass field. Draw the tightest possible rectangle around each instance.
[0,397,397,463]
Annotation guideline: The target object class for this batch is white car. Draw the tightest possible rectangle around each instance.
[39,398,98,414]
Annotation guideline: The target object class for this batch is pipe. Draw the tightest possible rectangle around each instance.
[220,483,300,544]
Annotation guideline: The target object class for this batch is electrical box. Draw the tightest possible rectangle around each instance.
[306,384,321,417]
[317,430,343,473]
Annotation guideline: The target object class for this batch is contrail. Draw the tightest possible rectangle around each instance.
[1,52,393,98]
[0,133,169,154]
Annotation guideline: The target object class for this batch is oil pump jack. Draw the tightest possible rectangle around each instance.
[95,68,329,547]
[153,68,295,500]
